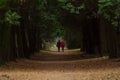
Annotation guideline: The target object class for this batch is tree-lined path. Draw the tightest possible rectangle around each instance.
[0,50,120,80]
[1,0,120,80]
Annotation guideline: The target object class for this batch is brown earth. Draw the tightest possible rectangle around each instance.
[0,50,120,80]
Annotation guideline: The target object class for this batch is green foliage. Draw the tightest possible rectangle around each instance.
[98,0,120,27]
[58,0,68,2]
[28,0,47,10]
[58,0,85,14]
[30,0,65,41]
[0,0,8,8]
[39,12,65,40]
[65,29,81,49]
[37,1,47,10]
[4,10,21,26]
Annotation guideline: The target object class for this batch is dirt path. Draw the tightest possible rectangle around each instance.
[0,50,120,80]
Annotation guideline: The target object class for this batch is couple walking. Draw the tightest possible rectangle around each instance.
[56,40,65,52]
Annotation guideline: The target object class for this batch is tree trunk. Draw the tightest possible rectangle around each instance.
[82,18,100,54]
[99,18,118,58]
[107,23,118,58]
[99,18,108,56]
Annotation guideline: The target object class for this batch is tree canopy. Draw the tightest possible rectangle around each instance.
[0,0,120,64]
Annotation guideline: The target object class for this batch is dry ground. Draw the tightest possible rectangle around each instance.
[0,50,120,80]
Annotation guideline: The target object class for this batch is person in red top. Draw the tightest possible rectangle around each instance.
[60,40,65,52]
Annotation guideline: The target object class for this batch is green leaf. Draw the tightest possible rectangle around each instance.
[4,10,21,26]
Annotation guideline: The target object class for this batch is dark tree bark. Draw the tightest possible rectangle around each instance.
[107,23,118,58]
[82,18,100,54]
[99,18,118,58]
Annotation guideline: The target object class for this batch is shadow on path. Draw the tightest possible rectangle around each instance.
[30,50,101,61]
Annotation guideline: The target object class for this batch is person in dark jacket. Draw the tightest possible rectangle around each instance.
[56,40,61,52]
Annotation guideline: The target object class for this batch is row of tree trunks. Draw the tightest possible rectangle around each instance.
[0,6,42,65]
[0,11,3,64]
[99,18,108,56]
[99,18,118,58]
[82,18,100,55]
[107,22,118,58]
[0,24,4,64]
[81,17,118,58]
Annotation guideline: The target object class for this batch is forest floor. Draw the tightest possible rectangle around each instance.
[0,49,120,80]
